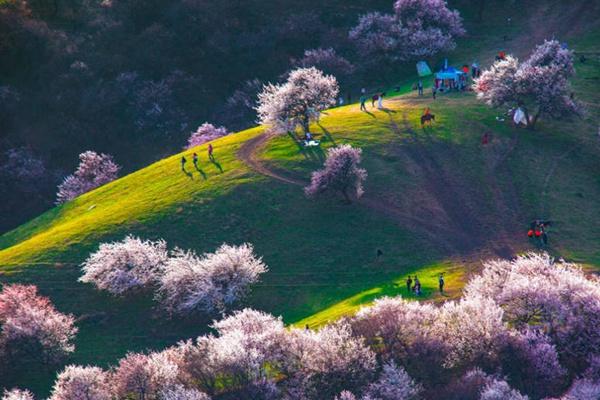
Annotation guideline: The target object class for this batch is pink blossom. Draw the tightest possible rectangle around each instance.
[112,351,180,400]
[56,151,120,204]
[49,365,112,400]
[364,362,421,400]
[293,48,355,79]
[479,379,529,400]
[186,123,230,149]
[350,0,464,62]
[0,284,77,363]
[1,389,34,400]
[79,236,168,295]
[256,67,338,133]
[158,243,268,314]
[305,144,367,202]
[474,40,580,129]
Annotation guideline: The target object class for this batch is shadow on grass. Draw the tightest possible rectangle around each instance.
[209,157,224,173]
[318,125,337,147]
[194,164,207,180]
[181,167,194,179]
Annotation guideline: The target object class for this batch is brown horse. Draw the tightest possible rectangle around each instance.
[420,113,435,127]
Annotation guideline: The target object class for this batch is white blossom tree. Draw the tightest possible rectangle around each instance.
[256,67,338,134]
[79,236,169,295]
[0,284,77,363]
[465,252,600,373]
[56,151,120,204]
[350,0,464,63]
[186,123,230,149]
[363,362,421,400]
[305,144,367,203]
[479,379,529,400]
[158,244,268,314]
[112,351,180,400]
[474,40,579,129]
[159,386,211,400]
[49,365,112,400]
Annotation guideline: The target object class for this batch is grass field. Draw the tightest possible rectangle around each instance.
[1,2,600,394]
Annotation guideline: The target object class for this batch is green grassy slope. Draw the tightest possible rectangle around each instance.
[2,1,600,394]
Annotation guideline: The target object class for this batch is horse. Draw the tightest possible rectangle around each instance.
[420,113,435,127]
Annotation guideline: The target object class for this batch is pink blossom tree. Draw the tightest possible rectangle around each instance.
[479,379,529,400]
[363,362,421,400]
[293,48,355,83]
[159,386,210,400]
[465,252,600,374]
[79,236,168,295]
[173,309,286,396]
[49,365,112,400]
[56,151,120,204]
[0,284,77,363]
[283,323,376,399]
[158,244,268,314]
[305,144,367,203]
[186,123,230,149]
[474,40,579,130]
[350,0,464,63]
[1,389,34,400]
[256,67,338,134]
[112,351,180,400]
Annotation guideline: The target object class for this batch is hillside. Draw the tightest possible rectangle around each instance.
[1,1,600,395]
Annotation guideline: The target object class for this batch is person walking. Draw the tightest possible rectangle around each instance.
[406,276,413,293]
[192,152,199,168]
[417,80,423,96]
[438,274,445,294]
[377,92,384,109]
[180,156,187,171]
[432,86,437,100]
[208,144,214,160]
[360,95,367,111]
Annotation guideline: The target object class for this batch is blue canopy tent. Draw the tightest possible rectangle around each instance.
[434,63,467,91]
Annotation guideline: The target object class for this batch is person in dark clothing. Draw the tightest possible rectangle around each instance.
[414,276,421,296]
[371,94,379,108]
[439,274,445,294]
[208,144,214,160]
[406,276,413,293]
[192,152,198,168]
[360,95,367,111]
[181,156,187,171]
[376,248,383,262]
[432,86,437,100]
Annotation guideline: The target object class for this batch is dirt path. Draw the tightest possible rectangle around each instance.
[238,130,489,254]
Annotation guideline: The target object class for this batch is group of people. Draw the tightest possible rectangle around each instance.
[528,220,551,246]
[181,144,214,172]
[405,273,445,296]
[406,275,422,295]
[359,88,386,111]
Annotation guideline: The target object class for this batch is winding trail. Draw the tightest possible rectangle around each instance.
[238,130,476,254]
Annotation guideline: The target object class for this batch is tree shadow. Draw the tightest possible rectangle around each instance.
[209,157,224,173]
[194,164,207,180]
[318,125,337,147]
[287,131,313,161]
